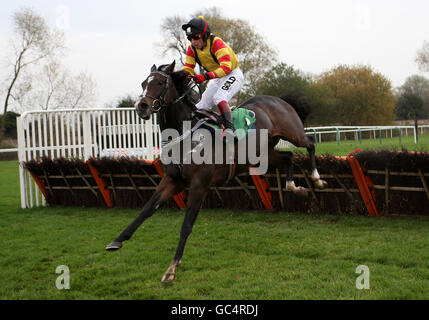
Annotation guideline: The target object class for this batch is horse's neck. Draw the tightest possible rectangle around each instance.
[159,100,194,134]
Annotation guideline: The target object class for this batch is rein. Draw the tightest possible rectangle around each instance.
[172,82,199,105]
[144,69,237,185]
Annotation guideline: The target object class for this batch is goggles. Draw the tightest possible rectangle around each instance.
[187,33,202,41]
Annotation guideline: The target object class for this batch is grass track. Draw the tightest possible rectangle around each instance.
[302,133,429,156]
[2,206,429,299]
[1,134,429,300]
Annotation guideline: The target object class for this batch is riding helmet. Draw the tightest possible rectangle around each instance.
[181,16,211,41]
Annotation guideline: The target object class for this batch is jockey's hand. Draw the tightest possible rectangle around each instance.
[192,74,207,84]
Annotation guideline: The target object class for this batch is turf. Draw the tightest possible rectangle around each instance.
[1,134,429,300]
[310,134,429,156]
[2,206,429,299]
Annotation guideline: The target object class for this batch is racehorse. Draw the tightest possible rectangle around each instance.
[106,61,327,282]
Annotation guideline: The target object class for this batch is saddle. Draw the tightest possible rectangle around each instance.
[194,109,225,128]
[193,106,256,141]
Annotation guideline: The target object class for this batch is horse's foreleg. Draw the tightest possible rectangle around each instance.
[280,151,308,197]
[306,138,327,189]
[106,176,183,251]
[161,182,208,283]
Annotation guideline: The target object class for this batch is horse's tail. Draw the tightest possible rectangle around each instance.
[279,91,311,124]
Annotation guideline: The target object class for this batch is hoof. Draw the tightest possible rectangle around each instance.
[106,241,122,251]
[315,179,328,189]
[295,187,308,198]
[161,272,176,283]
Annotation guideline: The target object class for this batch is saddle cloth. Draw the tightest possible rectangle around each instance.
[195,107,256,140]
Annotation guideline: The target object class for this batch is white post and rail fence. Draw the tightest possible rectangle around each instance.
[15,108,161,209]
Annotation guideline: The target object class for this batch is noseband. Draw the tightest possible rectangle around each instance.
[141,70,172,112]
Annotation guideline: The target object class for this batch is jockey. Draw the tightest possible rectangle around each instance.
[181,16,244,133]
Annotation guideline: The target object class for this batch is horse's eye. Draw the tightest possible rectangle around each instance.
[158,81,163,85]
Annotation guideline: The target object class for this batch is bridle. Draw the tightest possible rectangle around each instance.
[141,70,172,112]
[140,70,199,113]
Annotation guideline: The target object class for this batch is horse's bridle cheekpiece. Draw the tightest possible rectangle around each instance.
[140,70,199,115]
[141,70,172,112]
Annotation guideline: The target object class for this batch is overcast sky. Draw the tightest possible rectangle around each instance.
[1,0,429,109]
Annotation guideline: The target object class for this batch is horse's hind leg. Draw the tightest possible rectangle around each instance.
[106,176,183,251]
[277,150,308,197]
[286,132,327,190]
[306,136,327,189]
[161,178,209,283]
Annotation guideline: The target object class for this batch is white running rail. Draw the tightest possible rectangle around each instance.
[16,108,160,208]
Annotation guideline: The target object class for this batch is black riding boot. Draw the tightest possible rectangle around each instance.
[221,111,235,132]
[217,101,235,132]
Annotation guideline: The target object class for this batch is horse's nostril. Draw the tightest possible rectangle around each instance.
[138,101,148,110]
[136,101,151,120]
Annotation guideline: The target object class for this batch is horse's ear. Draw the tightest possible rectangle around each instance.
[151,64,156,72]
[164,61,176,74]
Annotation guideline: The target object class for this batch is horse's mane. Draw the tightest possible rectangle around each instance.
[155,65,194,126]
[157,64,191,96]
[170,70,191,96]
[168,68,196,110]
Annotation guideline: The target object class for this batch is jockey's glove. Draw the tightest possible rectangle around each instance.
[193,73,212,84]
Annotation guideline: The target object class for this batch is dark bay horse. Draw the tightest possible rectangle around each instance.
[106,61,326,282]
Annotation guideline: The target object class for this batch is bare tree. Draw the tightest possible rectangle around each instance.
[64,71,97,109]
[416,40,429,73]
[1,7,65,139]
[157,15,189,66]
[156,7,278,105]
[13,60,97,112]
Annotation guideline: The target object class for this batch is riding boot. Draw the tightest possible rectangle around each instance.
[221,111,235,133]
[217,101,236,164]
[217,101,235,132]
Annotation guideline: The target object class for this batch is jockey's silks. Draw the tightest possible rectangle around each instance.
[184,35,239,79]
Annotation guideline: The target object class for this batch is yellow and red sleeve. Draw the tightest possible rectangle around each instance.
[183,46,196,76]
[208,38,232,79]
